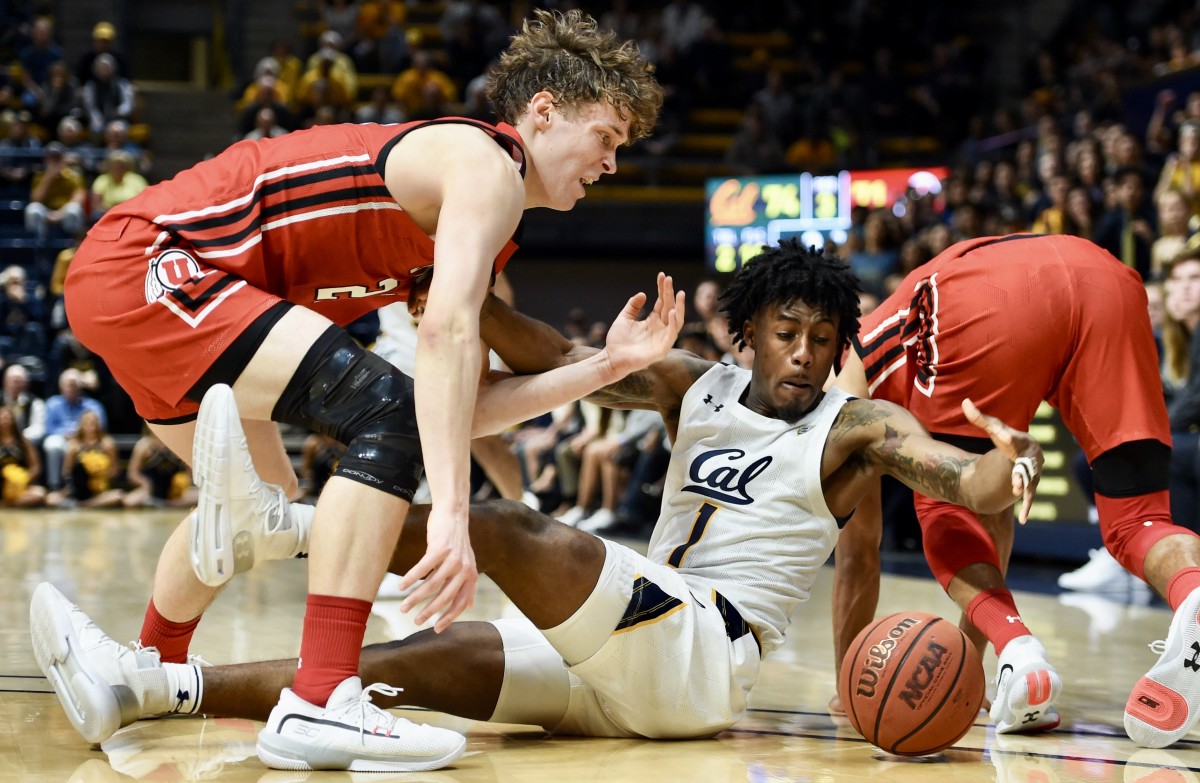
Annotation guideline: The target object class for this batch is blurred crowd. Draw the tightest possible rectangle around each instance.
[5,0,1200,551]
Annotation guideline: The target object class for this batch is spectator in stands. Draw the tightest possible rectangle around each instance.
[320,0,360,46]
[237,76,296,137]
[1156,121,1200,219]
[235,63,293,119]
[0,404,46,507]
[0,110,41,195]
[81,54,136,137]
[1166,252,1200,529]
[295,51,355,123]
[56,117,99,174]
[304,30,357,99]
[751,67,795,143]
[2,363,45,445]
[1153,188,1193,278]
[17,17,63,106]
[1094,166,1158,280]
[23,142,85,242]
[847,210,900,298]
[90,150,148,218]
[75,21,129,86]
[659,0,709,61]
[439,0,507,59]
[353,0,408,73]
[46,408,123,508]
[556,407,663,534]
[1031,173,1072,235]
[30,60,79,137]
[1064,185,1100,239]
[123,427,195,509]
[724,102,786,175]
[0,264,44,360]
[243,107,290,141]
[99,120,149,176]
[354,85,404,125]
[444,15,495,95]
[390,49,458,120]
[251,40,303,101]
[42,367,107,491]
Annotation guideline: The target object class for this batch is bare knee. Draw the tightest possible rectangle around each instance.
[471,498,592,571]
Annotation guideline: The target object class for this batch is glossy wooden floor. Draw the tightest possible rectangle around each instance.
[3,509,1198,783]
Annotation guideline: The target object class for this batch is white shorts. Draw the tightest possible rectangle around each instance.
[536,539,761,739]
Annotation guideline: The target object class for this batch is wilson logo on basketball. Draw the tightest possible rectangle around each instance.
[855,616,920,698]
[898,640,949,709]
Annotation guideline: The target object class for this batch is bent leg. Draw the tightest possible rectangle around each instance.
[392,500,606,629]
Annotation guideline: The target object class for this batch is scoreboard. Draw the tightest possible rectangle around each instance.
[705,167,951,272]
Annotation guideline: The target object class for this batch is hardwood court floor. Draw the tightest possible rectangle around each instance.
[2,509,1197,783]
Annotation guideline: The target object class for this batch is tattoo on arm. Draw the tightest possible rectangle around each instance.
[588,370,656,406]
[875,424,977,501]
[830,401,891,443]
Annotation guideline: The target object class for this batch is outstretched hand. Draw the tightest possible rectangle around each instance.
[961,398,1043,524]
[603,272,686,377]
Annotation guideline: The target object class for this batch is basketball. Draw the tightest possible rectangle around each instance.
[838,611,984,756]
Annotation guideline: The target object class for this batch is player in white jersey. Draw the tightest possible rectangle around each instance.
[34,241,1043,742]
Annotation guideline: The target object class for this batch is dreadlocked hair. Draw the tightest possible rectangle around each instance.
[719,240,862,365]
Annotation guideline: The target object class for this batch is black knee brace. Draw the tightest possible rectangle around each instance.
[1091,439,1171,497]
[273,327,424,501]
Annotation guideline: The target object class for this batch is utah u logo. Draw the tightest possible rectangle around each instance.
[682,448,771,506]
[144,249,203,303]
[315,278,400,301]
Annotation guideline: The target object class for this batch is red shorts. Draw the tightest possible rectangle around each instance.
[857,235,1169,460]
[65,215,280,422]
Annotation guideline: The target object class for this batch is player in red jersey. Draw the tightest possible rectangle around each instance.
[52,9,667,772]
[831,233,1200,747]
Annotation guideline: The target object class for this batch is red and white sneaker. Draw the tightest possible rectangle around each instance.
[1125,586,1200,748]
[990,635,1062,734]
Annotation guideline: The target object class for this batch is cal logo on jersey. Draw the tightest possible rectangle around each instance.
[681,448,772,506]
[144,249,203,303]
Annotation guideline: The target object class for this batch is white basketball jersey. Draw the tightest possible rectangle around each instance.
[646,363,852,655]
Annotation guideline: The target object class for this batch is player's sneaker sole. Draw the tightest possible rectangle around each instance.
[1125,587,1200,747]
[190,383,247,587]
[29,582,121,744]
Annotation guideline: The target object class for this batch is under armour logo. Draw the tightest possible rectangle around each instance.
[1021,710,1041,725]
[1005,615,1022,624]
[174,689,189,710]
[1184,642,1200,672]
[702,394,724,412]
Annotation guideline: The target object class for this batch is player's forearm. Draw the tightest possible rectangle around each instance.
[957,449,1019,514]
[471,351,622,437]
[414,322,480,514]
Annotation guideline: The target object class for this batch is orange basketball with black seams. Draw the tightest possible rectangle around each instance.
[838,611,985,756]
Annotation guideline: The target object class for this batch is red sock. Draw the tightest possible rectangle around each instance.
[291,594,372,707]
[1167,568,1200,611]
[138,599,201,663]
[966,588,1032,656]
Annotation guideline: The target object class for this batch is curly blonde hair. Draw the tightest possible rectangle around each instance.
[487,9,662,143]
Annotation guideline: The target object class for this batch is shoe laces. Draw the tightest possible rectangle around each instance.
[129,643,210,667]
[1149,639,1168,655]
[345,682,407,742]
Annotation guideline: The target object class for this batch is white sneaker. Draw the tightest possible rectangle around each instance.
[578,507,616,533]
[29,582,201,743]
[256,676,465,772]
[191,384,306,586]
[520,490,541,512]
[1057,547,1135,591]
[1125,586,1200,747]
[555,506,588,527]
[376,573,420,600]
[990,635,1062,734]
